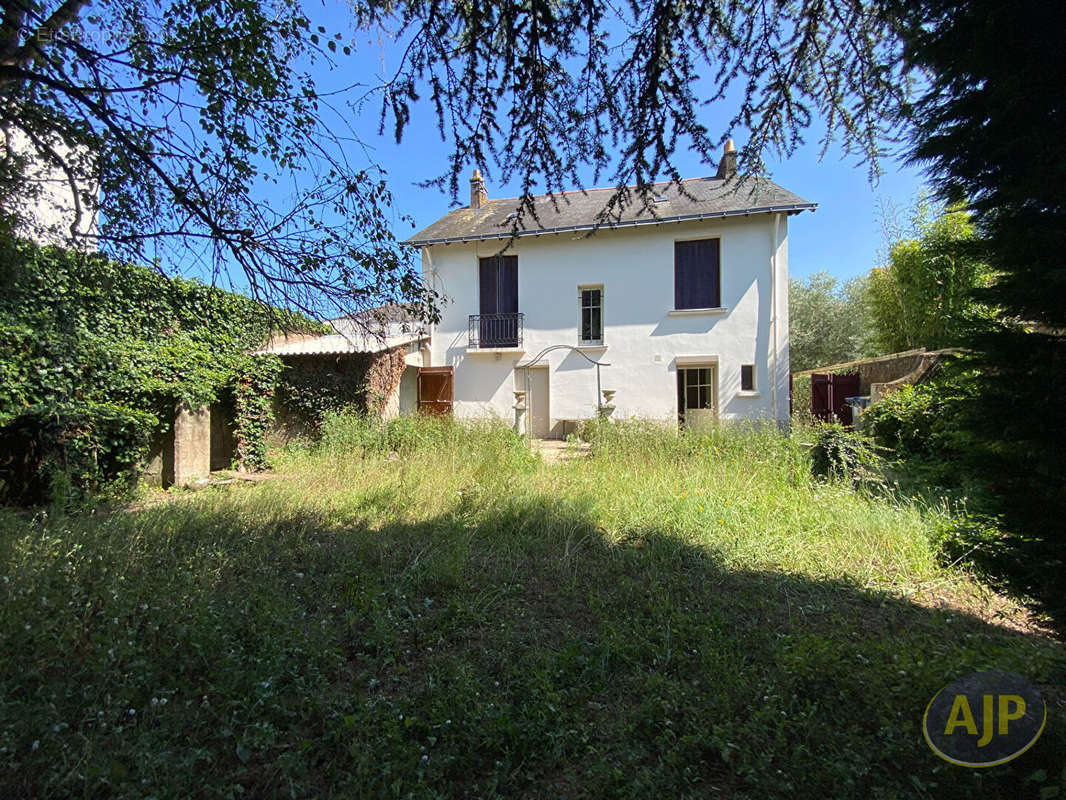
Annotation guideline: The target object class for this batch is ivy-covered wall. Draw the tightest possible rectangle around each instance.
[274,347,408,435]
[0,236,320,506]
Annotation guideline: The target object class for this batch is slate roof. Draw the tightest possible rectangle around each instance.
[405,176,815,246]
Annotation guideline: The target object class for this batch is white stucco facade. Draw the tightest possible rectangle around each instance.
[3,129,97,248]
[419,211,794,435]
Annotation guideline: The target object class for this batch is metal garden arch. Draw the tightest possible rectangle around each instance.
[512,345,611,438]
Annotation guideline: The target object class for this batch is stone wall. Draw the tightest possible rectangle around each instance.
[792,348,952,409]
[855,351,929,395]
[869,352,945,403]
[793,349,930,394]
[171,403,211,486]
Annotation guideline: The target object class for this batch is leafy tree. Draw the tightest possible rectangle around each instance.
[0,235,315,503]
[865,202,992,354]
[895,0,1066,556]
[788,272,869,372]
[366,1,911,212]
[0,0,912,318]
[0,0,437,319]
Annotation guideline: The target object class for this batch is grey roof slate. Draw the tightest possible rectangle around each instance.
[405,176,815,246]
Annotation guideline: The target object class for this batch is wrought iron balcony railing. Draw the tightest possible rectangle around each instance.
[469,313,524,348]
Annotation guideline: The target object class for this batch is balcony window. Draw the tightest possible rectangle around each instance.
[476,255,519,347]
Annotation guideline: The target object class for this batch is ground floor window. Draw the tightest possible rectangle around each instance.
[741,364,756,392]
[677,365,717,426]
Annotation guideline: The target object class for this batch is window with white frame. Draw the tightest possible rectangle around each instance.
[579,285,603,345]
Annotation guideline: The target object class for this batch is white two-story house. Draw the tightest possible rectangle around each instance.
[405,143,815,436]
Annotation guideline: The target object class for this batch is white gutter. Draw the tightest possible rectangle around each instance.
[423,246,438,367]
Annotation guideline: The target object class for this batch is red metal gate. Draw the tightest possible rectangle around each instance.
[811,372,861,425]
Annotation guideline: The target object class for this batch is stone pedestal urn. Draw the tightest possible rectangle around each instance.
[598,389,616,418]
[513,391,528,435]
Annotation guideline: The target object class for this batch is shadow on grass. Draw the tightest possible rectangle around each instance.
[1,493,1064,799]
[955,532,1066,638]
[877,456,1066,635]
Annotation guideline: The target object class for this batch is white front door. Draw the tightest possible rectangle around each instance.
[528,367,550,438]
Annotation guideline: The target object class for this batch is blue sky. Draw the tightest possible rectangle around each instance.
[319,49,927,288]
[251,6,930,291]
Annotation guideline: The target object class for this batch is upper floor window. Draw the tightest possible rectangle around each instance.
[579,285,603,344]
[477,255,519,347]
[674,238,721,310]
[479,255,518,315]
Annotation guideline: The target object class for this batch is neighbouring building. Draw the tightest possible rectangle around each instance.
[792,348,953,425]
[145,306,428,487]
[2,127,98,248]
[257,304,430,431]
[404,142,815,436]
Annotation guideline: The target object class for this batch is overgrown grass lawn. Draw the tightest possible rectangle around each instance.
[2,418,1064,797]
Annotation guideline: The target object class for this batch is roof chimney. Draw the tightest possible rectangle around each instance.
[470,168,488,210]
[715,139,737,180]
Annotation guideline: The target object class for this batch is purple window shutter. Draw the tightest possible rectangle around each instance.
[707,239,721,307]
[674,239,720,309]
[479,257,499,314]
[500,255,518,313]
[674,242,692,309]
[479,256,518,313]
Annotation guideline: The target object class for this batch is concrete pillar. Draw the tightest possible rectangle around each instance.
[172,402,211,487]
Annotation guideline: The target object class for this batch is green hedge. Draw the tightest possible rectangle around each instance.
[0,402,155,507]
[0,236,318,506]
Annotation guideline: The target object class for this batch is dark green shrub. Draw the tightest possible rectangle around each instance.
[863,383,954,458]
[809,424,881,484]
[933,510,1012,574]
[0,402,155,508]
[860,380,983,498]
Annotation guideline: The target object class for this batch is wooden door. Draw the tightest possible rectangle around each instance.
[417,367,453,416]
[811,373,832,422]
